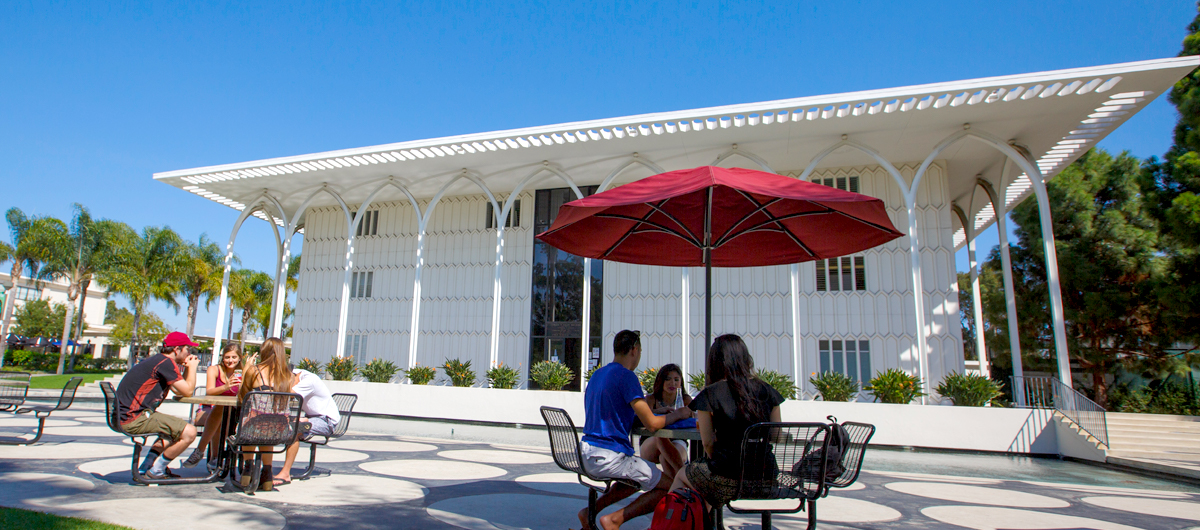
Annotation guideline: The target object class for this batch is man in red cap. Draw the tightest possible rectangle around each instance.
[115,331,201,479]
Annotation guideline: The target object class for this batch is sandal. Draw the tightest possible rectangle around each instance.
[272,477,291,487]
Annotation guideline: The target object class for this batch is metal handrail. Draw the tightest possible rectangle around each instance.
[1012,375,1108,448]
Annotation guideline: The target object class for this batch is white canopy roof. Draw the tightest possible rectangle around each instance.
[155,56,1199,248]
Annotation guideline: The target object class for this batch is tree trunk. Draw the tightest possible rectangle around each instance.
[129,308,142,368]
[1092,366,1108,409]
[56,281,78,374]
[73,279,90,351]
[239,309,249,352]
[186,293,199,338]
[227,304,235,341]
[0,263,24,367]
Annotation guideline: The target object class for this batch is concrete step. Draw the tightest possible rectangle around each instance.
[1108,420,1200,433]
[1108,411,1200,423]
[1107,455,1200,481]
[79,373,124,391]
[1107,448,1200,463]
[1109,433,1200,446]
[1106,439,1200,453]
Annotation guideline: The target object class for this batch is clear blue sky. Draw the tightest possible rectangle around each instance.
[1,1,1194,336]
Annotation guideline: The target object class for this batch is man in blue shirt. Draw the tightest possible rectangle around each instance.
[578,330,693,530]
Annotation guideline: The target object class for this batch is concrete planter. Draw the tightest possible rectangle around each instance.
[325,380,1058,455]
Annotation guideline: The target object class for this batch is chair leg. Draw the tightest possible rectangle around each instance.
[806,499,817,530]
[761,512,772,530]
[244,455,263,495]
[588,488,600,530]
[295,442,319,480]
[711,505,725,530]
[24,416,46,445]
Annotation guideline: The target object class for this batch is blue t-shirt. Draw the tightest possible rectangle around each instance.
[581,362,644,455]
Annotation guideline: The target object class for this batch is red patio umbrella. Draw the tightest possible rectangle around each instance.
[535,166,903,351]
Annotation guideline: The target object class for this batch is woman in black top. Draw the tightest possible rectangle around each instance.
[670,334,784,506]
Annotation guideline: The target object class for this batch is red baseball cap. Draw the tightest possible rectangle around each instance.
[163,331,199,348]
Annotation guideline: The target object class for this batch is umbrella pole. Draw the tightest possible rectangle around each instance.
[704,187,713,358]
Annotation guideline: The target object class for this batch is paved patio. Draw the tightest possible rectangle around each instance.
[1,404,1198,530]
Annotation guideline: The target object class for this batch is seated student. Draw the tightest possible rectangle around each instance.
[236,337,293,491]
[577,330,694,530]
[115,332,201,479]
[182,343,243,468]
[669,334,784,508]
[639,363,692,479]
[271,364,341,486]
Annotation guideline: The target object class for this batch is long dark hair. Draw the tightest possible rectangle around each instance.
[652,364,688,404]
[707,334,767,420]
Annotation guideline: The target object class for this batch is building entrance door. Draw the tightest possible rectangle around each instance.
[529,186,602,391]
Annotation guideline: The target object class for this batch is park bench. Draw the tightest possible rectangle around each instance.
[294,392,358,480]
[541,406,643,530]
[713,420,875,530]
[226,390,304,494]
[0,375,82,445]
[0,371,31,412]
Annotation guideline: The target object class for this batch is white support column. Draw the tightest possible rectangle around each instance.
[681,267,690,379]
[581,257,591,389]
[408,228,425,370]
[978,178,1024,404]
[489,226,505,370]
[272,233,293,338]
[904,198,931,404]
[1018,150,1074,386]
[790,263,803,395]
[336,233,356,359]
[213,202,263,362]
[953,203,989,378]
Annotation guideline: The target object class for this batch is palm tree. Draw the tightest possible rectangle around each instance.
[0,240,12,365]
[97,225,186,364]
[0,209,59,361]
[39,205,123,374]
[179,234,232,338]
[231,269,273,351]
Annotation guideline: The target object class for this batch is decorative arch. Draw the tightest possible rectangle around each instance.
[711,146,776,173]
[278,185,355,357]
[212,190,288,357]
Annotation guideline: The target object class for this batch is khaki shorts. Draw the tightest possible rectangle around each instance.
[581,442,661,492]
[124,411,188,442]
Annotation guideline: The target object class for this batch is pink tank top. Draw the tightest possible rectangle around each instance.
[216,370,239,396]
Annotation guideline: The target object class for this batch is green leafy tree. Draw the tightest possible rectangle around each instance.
[108,309,169,350]
[179,234,231,338]
[1140,6,1200,354]
[231,269,273,350]
[95,225,186,363]
[12,299,70,339]
[1002,149,1168,407]
[0,209,59,356]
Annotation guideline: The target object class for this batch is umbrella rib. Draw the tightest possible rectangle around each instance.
[643,201,701,243]
[594,213,702,259]
[713,210,829,251]
[715,191,784,245]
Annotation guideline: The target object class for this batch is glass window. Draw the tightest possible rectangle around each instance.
[859,340,872,383]
[14,286,42,301]
[818,340,830,374]
[828,258,840,292]
[350,271,373,299]
[817,338,871,386]
[832,340,844,374]
[816,260,827,292]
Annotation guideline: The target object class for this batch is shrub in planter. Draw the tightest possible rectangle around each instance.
[585,365,598,382]
[637,367,658,395]
[936,371,1002,406]
[487,363,521,389]
[530,360,574,391]
[361,358,400,383]
[689,372,707,394]
[756,369,797,400]
[810,371,859,402]
[865,368,926,404]
[442,358,477,387]
[325,357,358,381]
[403,364,437,385]
[297,357,322,375]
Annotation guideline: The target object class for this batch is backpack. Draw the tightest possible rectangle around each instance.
[650,488,705,530]
[793,415,850,483]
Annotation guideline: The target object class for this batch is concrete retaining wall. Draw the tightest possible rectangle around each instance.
[325,380,1061,455]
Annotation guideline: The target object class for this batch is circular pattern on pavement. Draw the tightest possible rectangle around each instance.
[724,496,901,524]
[1081,496,1200,521]
[0,472,95,504]
[41,425,126,438]
[1024,481,1193,498]
[886,481,1069,508]
[438,449,553,465]
[77,457,215,481]
[866,470,1002,484]
[328,439,437,453]
[515,472,589,496]
[430,493,640,530]
[0,418,80,428]
[306,447,370,463]
[257,474,427,506]
[921,506,1145,530]
[42,498,286,530]
[0,441,128,459]
[361,459,506,481]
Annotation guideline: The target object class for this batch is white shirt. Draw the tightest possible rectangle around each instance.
[293,368,340,423]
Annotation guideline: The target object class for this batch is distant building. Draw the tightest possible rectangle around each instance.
[0,272,127,359]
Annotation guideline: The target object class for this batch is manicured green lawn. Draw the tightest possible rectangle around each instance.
[28,373,111,389]
[0,507,133,529]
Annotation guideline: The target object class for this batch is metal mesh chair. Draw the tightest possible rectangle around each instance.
[228,391,303,494]
[716,422,831,530]
[824,421,875,492]
[100,381,221,485]
[540,406,640,530]
[0,375,79,445]
[0,371,30,412]
[295,393,357,480]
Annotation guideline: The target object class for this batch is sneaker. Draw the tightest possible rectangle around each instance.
[181,451,204,468]
[145,468,181,480]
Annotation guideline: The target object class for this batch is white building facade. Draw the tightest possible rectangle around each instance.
[0,272,122,358]
[155,57,1198,399]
